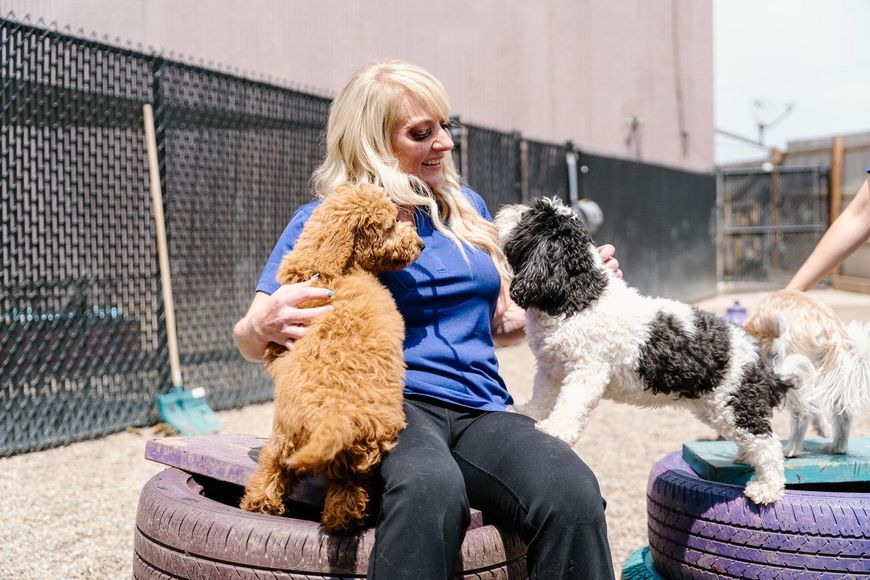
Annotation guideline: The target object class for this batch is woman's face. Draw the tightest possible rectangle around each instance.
[390,96,454,191]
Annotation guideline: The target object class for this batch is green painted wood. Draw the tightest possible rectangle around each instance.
[682,437,870,485]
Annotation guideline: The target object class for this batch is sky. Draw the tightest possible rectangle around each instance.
[714,0,870,165]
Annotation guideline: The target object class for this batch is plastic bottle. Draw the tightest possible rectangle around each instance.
[723,300,747,327]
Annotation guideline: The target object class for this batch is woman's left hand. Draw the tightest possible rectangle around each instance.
[597,244,622,279]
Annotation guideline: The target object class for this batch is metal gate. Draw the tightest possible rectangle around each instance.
[718,166,830,289]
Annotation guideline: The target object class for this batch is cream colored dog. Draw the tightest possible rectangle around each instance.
[746,290,870,457]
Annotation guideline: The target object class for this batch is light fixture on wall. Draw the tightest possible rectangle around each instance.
[625,115,643,160]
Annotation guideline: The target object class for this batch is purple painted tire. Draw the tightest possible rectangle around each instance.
[134,468,527,579]
[647,451,870,579]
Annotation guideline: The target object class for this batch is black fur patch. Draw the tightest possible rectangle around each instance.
[636,308,731,398]
[727,362,792,435]
[504,199,608,317]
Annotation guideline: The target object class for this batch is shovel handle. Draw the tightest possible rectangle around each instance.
[143,104,184,388]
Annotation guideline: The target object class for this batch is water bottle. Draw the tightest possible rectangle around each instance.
[724,300,747,327]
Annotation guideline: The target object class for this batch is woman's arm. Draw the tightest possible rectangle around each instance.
[234,279,333,362]
[787,176,870,291]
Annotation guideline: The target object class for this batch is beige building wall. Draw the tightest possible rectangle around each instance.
[1,0,714,171]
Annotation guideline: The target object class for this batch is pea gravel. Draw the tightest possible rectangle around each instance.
[2,290,869,579]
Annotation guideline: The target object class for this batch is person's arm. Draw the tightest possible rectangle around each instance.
[234,279,333,362]
[787,176,870,291]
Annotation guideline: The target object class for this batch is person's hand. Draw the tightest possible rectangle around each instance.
[492,275,526,346]
[245,277,334,352]
[597,244,622,279]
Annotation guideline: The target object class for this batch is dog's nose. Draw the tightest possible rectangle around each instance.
[417,240,426,251]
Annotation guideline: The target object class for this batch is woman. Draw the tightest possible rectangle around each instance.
[234,60,619,579]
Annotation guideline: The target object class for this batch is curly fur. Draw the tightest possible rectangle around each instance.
[494,197,793,505]
[240,184,423,532]
[745,289,870,457]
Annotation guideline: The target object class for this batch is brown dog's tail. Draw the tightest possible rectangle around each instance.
[285,413,357,473]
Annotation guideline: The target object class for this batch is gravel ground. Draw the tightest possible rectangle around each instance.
[2,289,870,579]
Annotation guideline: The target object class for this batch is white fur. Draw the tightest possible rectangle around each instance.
[747,291,870,457]
[497,200,789,505]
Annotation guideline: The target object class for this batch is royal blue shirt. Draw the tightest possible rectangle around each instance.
[256,188,513,411]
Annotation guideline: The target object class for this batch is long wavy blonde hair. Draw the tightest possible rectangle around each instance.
[311,60,508,277]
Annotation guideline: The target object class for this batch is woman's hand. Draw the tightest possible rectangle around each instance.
[491,244,621,347]
[491,276,527,347]
[234,277,333,362]
[597,244,622,279]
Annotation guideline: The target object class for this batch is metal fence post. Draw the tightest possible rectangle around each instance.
[460,122,469,180]
[519,138,529,203]
[449,115,464,176]
[565,140,578,207]
[512,131,524,205]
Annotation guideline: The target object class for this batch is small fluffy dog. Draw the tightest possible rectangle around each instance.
[745,289,870,457]
[240,184,423,532]
[494,197,793,504]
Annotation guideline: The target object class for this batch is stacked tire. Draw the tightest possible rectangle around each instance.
[134,468,528,579]
[647,452,870,579]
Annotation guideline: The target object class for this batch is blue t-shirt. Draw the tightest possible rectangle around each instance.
[256,188,513,411]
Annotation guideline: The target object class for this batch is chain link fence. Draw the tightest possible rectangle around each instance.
[152,61,331,412]
[578,153,717,301]
[2,19,160,454]
[2,17,718,455]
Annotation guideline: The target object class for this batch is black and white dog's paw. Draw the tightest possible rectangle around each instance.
[535,418,580,446]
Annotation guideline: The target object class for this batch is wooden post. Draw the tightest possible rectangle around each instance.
[830,136,845,276]
[770,148,782,273]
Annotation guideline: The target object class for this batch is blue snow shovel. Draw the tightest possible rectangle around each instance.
[144,104,224,435]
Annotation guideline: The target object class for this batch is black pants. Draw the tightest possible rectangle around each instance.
[367,396,614,579]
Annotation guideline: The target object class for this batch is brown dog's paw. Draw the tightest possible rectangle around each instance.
[240,488,286,516]
[320,482,369,533]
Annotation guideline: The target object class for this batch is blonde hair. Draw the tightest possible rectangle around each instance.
[311,60,508,276]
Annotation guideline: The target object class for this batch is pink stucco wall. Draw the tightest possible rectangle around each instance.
[1,0,713,170]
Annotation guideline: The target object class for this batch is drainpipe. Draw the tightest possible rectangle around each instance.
[566,141,579,206]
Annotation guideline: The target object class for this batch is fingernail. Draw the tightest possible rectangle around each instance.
[327,290,334,298]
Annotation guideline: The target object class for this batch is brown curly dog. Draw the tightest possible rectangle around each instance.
[240,183,423,532]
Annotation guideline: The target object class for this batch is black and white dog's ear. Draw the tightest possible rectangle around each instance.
[510,241,570,315]
[510,232,608,317]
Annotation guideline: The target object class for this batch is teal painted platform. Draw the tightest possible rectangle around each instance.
[621,546,665,580]
[683,437,870,485]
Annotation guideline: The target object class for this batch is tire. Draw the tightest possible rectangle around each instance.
[134,468,527,579]
[647,451,870,579]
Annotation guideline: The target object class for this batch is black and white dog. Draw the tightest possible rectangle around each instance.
[494,197,793,505]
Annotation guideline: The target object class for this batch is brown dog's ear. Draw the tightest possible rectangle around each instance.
[276,185,382,283]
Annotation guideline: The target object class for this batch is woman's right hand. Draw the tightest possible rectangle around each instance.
[234,277,334,361]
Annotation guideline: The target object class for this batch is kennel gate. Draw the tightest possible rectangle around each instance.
[717,166,830,289]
